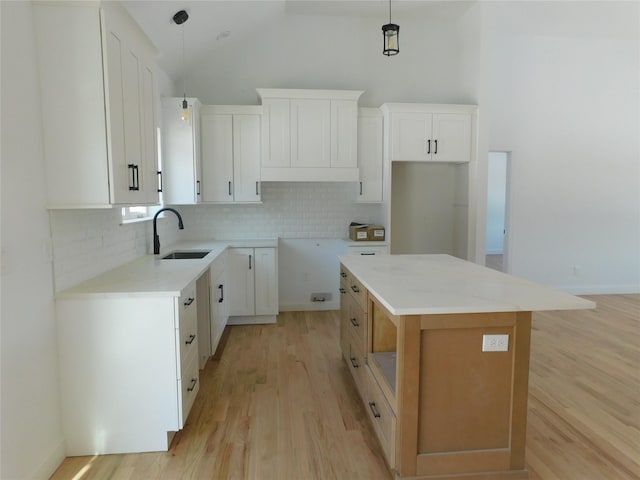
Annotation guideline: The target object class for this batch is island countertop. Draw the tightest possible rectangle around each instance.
[338,254,595,316]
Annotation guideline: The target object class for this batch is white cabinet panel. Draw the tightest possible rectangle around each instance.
[357,108,384,203]
[227,247,278,322]
[200,106,261,203]
[432,114,472,164]
[389,108,472,164]
[233,114,262,202]
[34,2,159,208]
[227,248,256,316]
[161,98,202,205]
[331,100,358,168]
[257,89,362,181]
[291,99,331,168]
[254,247,278,316]
[201,113,234,202]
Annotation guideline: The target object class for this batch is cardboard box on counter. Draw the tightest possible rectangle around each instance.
[349,223,386,241]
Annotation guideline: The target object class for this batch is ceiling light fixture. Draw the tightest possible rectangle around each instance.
[382,0,399,56]
[173,9,190,121]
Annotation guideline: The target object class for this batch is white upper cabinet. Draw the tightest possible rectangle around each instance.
[357,108,384,203]
[161,98,202,205]
[257,89,363,182]
[33,2,160,208]
[383,104,476,163]
[200,106,262,204]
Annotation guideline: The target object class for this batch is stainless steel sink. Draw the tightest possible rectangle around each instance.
[161,250,210,260]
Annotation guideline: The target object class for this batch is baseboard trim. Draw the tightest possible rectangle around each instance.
[30,438,65,480]
[227,314,277,325]
[279,302,339,312]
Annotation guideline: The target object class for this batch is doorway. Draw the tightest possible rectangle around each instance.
[485,152,510,272]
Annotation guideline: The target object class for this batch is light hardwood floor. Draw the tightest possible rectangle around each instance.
[50,295,639,480]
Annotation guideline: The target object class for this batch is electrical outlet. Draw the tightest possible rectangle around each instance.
[482,334,509,352]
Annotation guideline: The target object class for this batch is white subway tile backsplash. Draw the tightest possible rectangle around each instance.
[49,182,383,292]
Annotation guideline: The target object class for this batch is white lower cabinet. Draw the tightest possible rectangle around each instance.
[209,252,229,357]
[227,247,278,324]
[56,282,199,455]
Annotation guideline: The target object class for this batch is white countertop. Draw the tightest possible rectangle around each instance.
[339,254,596,315]
[56,239,278,299]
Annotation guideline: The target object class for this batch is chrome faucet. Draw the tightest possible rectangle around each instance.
[153,208,184,254]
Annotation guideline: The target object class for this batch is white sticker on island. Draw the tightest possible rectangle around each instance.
[482,334,509,352]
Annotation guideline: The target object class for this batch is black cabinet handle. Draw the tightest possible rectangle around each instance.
[434,139,438,154]
[350,317,359,327]
[157,171,163,192]
[350,356,359,368]
[340,271,347,278]
[228,181,232,196]
[128,164,140,191]
[339,287,346,294]
[351,285,360,293]
[360,253,375,256]
[256,181,259,196]
[218,284,224,303]
[368,402,381,418]
[185,334,196,345]
[359,182,363,195]
[427,139,431,154]
[184,297,195,306]
[249,254,252,270]
[187,378,198,392]
[196,180,201,196]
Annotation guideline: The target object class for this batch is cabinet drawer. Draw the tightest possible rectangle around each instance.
[348,274,367,312]
[178,284,198,376]
[347,245,389,256]
[365,367,397,469]
[345,331,366,398]
[346,298,366,351]
[179,349,199,426]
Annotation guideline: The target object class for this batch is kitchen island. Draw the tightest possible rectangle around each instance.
[338,254,595,480]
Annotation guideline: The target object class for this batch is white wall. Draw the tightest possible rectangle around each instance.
[486,152,507,255]
[478,1,640,293]
[0,2,64,478]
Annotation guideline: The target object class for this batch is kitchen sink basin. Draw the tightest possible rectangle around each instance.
[161,250,210,260]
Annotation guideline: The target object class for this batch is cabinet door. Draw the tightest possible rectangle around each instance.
[233,114,261,202]
[432,113,472,163]
[161,98,200,205]
[227,248,255,316]
[201,113,234,202]
[262,98,290,167]
[254,248,278,316]
[141,61,160,204]
[391,112,433,161]
[357,110,383,203]
[290,99,331,168]
[331,100,358,168]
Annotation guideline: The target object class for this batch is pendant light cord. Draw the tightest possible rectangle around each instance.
[389,0,392,24]
[182,24,186,99]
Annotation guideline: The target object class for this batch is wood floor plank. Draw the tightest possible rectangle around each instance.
[50,295,639,480]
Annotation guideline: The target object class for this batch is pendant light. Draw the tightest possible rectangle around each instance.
[382,0,399,56]
[173,10,190,121]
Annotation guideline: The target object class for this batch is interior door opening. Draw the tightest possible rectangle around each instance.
[485,151,511,272]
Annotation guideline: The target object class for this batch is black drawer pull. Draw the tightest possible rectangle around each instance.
[340,271,347,278]
[360,253,375,256]
[184,297,195,306]
[187,378,198,392]
[350,317,359,327]
[351,285,360,293]
[185,334,196,345]
[157,171,163,192]
[350,356,359,368]
[218,284,224,303]
[339,287,346,294]
[368,401,381,418]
